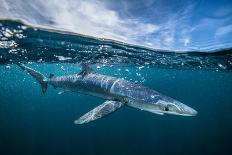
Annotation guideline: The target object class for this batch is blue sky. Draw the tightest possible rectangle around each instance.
[0,0,232,51]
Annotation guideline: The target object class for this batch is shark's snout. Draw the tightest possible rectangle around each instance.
[179,104,198,116]
[170,101,198,116]
[155,99,198,116]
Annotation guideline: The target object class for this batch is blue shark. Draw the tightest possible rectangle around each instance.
[18,64,197,124]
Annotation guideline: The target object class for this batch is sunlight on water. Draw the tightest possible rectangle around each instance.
[1,20,232,72]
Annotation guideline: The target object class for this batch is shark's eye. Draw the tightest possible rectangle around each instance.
[164,106,169,111]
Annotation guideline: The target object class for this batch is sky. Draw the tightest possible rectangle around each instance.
[0,0,232,51]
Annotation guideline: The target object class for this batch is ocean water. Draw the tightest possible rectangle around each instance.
[0,20,232,155]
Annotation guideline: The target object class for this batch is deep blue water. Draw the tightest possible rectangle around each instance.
[0,20,232,155]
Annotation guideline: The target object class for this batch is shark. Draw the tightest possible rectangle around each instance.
[18,63,197,124]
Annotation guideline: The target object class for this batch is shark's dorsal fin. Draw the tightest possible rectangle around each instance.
[49,73,54,78]
[79,63,95,75]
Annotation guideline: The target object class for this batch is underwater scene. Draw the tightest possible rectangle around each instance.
[0,0,232,155]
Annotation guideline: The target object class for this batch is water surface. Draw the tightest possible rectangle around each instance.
[0,19,232,155]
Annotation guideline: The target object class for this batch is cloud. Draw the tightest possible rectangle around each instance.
[0,0,159,45]
[184,38,190,46]
[142,3,195,50]
[213,7,232,18]
[2,0,230,51]
[215,25,232,37]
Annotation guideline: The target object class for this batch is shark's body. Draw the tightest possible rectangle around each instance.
[18,64,197,124]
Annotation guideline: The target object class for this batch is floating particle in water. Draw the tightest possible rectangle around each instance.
[140,77,146,83]
[58,91,64,95]
[2,28,13,38]
[151,95,155,98]
[5,65,11,69]
[125,69,130,73]
[55,55,72,61]
[0,40,17,48]
[8,49,18,54]
[21,25,28,30]
[98,45,103,51]
[102,59,108,64]
[96,65,101,69]
[218,63,227,70]
[15,33,25,39]
[61,66,65,71]
[21,49,27,54]
[61,41,65,45]
[37,59,43,63]
[145,62,150,65]
[138,66,145,70]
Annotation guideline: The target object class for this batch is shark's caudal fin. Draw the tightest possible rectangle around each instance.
[74,100,124,124]
[18,64,48,93]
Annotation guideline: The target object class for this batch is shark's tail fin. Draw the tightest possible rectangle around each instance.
[18,63,47,93]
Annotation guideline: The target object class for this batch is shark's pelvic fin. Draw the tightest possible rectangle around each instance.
[74,100,124,124]
[18,64,48,94]
[79,63,95,76]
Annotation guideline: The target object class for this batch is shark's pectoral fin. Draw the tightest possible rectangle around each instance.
[74,100,124,124]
